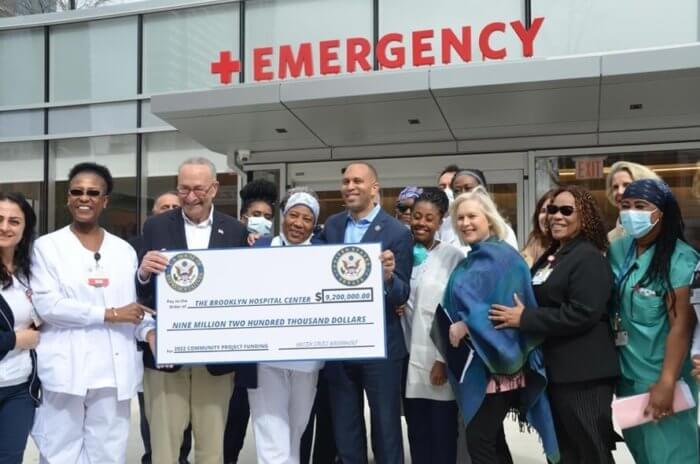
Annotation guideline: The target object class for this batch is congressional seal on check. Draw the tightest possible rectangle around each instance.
[155,243,386,365]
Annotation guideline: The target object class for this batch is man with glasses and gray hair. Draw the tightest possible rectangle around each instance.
[136,157,256,464]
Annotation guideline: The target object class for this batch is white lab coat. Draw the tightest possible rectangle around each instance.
[31,226,152,400]
[403,242,463,401]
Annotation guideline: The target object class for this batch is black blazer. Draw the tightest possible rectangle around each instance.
[520,236,620,384]
[318,208,413,360]
[0,294,41,405]
[135,208,256,387]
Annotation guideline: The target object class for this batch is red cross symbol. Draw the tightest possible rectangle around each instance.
[211,51,241,85]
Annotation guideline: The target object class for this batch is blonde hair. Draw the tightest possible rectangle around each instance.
[450,187,508,244]
[605,161,660,206]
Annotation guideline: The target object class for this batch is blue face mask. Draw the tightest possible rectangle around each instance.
[620,210,658,239]
[413,243,429,266]
[246,216,272,237]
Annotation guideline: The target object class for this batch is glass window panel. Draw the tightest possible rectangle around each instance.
[532,0,699,57]
[143,131,238,218]
[0,140,45,231]
[140,100,173,129]
[48,102,137,134]
[0,28,44,106]
[50,17,138,102]
[379,0,524,65]
[245,0,372,81]
[143,4,240,94]
[51,135,137,238]
[534,150,700,249]
[0,110,44,138]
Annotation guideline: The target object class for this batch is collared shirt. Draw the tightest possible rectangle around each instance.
[183,207,214,250]
[344,204,381,244]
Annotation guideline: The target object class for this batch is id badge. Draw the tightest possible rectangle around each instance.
[532,267,553,286]
[87,267,110,288]
[615,330,629,347]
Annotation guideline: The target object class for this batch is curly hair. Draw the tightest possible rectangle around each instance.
[68,162,114,195]
[549,185,609,252]
[239,179,278,216]
[414,187,449,218]
[0,192,37,290]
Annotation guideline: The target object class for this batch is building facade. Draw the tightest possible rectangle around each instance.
[0,0,699,247]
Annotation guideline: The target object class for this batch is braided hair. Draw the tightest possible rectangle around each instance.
[0,193,37,290]
[414,187,449,218]
[549,185,609,252]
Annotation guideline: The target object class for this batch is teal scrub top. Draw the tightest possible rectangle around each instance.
[608,235,700,384]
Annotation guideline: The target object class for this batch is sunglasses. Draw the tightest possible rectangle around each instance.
[396,204,412,213]
[546,204,576,216]
[68,188,103,198]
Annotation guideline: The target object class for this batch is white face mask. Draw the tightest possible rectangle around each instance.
[246,216,272,237]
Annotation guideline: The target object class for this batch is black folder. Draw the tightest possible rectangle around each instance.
[430,304,473,383]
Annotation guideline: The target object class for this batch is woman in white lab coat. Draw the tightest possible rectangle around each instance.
[248,191,324,464]
[31,162,154,464]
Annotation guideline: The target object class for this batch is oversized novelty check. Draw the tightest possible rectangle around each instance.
[155,243,385,365]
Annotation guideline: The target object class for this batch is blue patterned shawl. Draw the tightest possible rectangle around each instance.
[442,239,560,463]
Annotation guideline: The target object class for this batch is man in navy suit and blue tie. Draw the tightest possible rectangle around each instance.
[319,162,412,464]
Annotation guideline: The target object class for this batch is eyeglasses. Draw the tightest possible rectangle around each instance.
[176,184,215,197]
[68,188,103,198]
[396,204,412,213]
[546,204,576,216]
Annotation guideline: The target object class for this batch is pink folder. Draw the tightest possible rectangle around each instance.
[612,381,697,430]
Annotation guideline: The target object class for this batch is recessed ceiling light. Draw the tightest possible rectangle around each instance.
[408,118,420,125]
[275,128,288,134]
[629,104,643,110]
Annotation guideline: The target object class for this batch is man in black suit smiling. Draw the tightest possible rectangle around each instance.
[136,157,254,464]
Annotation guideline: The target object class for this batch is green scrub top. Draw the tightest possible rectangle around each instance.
[608,235,699,384]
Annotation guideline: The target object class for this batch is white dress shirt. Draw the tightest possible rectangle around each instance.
[32,226,152,401]
[183,207,213,250]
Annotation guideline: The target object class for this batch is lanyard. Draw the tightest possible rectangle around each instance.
[613,241,638,332]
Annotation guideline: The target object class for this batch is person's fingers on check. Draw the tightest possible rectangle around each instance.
[247,233,260,247]
[379,250,395,282]
[139,304,156,316]
[138,251,169,280]
[111,303,146,324]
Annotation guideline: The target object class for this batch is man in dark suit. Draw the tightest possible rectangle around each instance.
[136,157,255,464]
[130,190,193,464]
[319,162,412,464]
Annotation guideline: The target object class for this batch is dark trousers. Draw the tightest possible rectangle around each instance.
[465,391,517,464]
[326,358,404,464]
[223,384,250,464]
[404,398,458,464]
[138,392,192,464]
[301,372,338,464]
[548,380,615,464]
[0,382,35,464]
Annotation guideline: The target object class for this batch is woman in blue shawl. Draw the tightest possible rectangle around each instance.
[443,187,559,464]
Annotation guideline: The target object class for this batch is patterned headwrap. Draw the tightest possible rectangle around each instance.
[397,186,423,203]
[283,192,320,224]
[622,178,675,212]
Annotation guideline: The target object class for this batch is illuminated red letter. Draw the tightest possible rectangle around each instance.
[279,43,314,79]
[479,22,506,60]
[346,37,372,73]
[319,40,341,75]
[510,16,544,57]
[441,26,471,64]
[411,29,434,67]
[376,33,405,69]
[253,47,274,81]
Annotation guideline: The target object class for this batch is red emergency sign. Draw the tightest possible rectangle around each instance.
[212,17,544,84]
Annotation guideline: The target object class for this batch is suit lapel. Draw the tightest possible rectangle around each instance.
[360,209,388,244]
[171,212,188,250]
[208,212,226,248]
